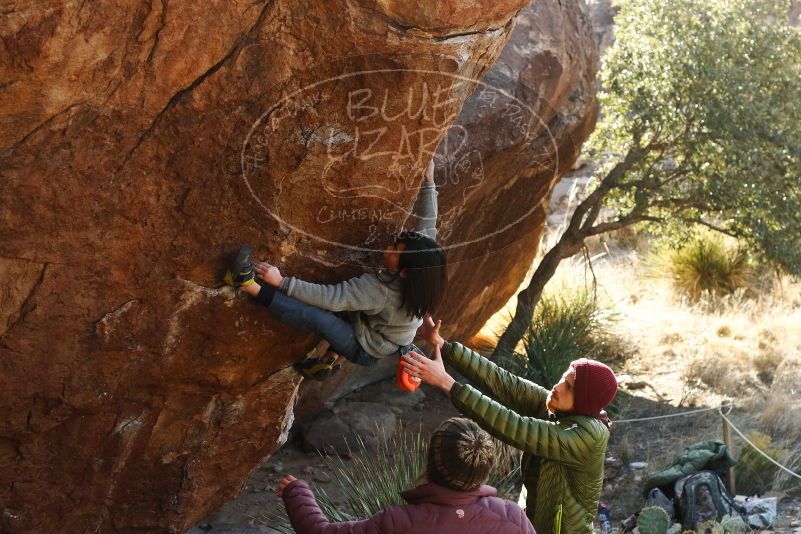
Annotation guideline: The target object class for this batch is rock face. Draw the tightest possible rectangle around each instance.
[587,0,617,55]
[0,1,596,532]
[434,0,598,337]
[301,401,398,457]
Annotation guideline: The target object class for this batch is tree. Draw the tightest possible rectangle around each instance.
[493,0,801,358]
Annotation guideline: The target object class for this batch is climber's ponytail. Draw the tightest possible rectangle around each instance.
[395,231,448,319]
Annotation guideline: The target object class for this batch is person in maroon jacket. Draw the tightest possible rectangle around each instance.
[277,417,536,533]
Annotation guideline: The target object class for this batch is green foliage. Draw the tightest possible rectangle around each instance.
[513,287,616,389]
[735,431,782,495]
[260,426,521,532]
[588,0,801,275]
[661,233,752,300]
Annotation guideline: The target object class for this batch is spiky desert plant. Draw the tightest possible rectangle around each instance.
[663,234,752,300]
[260,425,521,532]
[772,448,801,495]
[509,286,616,389]
[735,431,782,495]
[698,514,747,534]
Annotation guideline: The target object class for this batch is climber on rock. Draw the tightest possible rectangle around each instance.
[224,158,446,388]
[401,316,618,534]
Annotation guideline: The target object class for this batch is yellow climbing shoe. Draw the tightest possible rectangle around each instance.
[224,244,256,287]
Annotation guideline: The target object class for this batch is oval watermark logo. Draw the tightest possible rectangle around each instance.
[240,61,559,256]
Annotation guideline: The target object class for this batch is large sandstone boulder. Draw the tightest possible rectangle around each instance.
[0,0,596,532]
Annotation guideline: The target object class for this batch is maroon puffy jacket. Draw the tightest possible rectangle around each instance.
[282,479,536,533]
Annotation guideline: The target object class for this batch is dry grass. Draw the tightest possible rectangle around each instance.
[582,251,797,404]
[480,240,800,401]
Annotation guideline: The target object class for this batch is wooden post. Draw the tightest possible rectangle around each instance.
[721,401,736,496]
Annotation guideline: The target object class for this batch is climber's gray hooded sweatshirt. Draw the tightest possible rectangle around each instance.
[278,183,438,358]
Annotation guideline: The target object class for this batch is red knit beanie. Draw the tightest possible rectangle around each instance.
[570,359,618,415]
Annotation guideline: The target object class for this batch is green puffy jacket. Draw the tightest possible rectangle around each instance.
[442,342,610,534]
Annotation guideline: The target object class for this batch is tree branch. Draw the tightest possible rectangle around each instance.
[580,190,606,233]
[491,143,650,359]
[571,145,647,235]
[649,196,711,211]
[679,218,742,239]
[585,214,663,236]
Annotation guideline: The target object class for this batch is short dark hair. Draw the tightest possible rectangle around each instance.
[396,231,448,319]
[427,418,495,491]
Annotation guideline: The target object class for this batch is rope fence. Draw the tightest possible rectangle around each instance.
[719,408,801,482]
[611,400,801,491]
[614,404,723,424]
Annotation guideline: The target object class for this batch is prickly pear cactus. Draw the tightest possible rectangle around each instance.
[637,507,671,534]
[698,514,747,534]
[718,514,746,533]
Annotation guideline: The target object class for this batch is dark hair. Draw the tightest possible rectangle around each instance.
[395,230,448,319]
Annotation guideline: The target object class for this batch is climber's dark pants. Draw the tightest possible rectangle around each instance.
[253,287,379,366]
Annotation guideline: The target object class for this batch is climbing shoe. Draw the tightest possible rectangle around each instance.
[294,351,341,381]
[397,344,428,391]
[224,244,255,287]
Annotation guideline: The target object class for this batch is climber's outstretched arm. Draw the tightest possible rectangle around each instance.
[412,317,548,417]
[412,159,438,239]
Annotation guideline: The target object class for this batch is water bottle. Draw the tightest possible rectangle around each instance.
[598,503,613,534]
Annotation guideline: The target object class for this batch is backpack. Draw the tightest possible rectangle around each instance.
[673,471,746,529]
[646,487,675,521]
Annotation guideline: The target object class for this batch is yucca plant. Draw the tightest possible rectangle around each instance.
[260,425,521,532]
[662,234,752,301]
[508,287,615,389]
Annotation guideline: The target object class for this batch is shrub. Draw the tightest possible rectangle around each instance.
[734,432,782,496]
[260,426,521,532]
[661,235,752,301]
[511,287,617,389]
[760,396,801,442]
